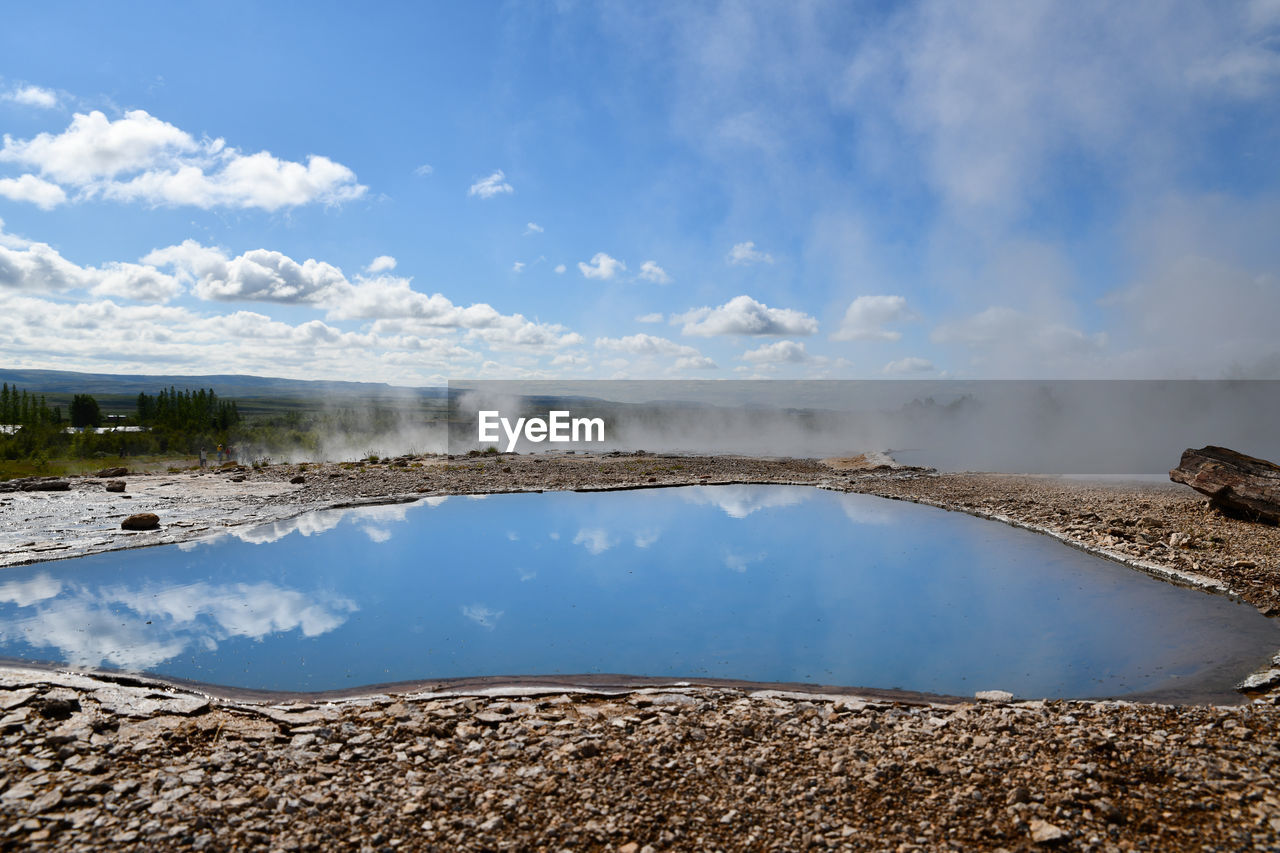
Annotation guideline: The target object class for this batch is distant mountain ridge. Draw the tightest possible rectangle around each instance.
[0,368,446,401]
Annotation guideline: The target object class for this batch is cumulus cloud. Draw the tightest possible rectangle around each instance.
[468,170,513,198]
[366,255,396,274]
[882,356,935,375]
[675,294,818,337]
[554,264,567,274]
[595,333,693,356]
[0,109,365,210]
[0,229,182,301]
[578,252,626,280]
[525,222,544,234]
[635,312,664,323]
[726,241,774,265]
[741,340,808,363]
[0,174,66,209]
[831,295,915,342]
[638,260,672,283]
[675,355,718,370]
[512,261,525,273]
[3,85,58,109]
[145,241,346,303]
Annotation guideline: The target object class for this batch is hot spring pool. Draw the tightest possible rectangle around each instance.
[0,485,1276,701]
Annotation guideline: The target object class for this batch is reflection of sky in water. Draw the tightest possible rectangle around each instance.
[1,487,1278,699]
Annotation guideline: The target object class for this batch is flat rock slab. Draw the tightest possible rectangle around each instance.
[90,686,210,718]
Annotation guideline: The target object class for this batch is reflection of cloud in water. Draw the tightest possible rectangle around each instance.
[682,485,809,519]
[462,604,502,629]
[836,494,896,526]
[231,504,412,546]
[363,526,392,543]
[634,530,660,548]
[421,496,449,507]
[573,528,615,555]
[0,572,63,606]
[724,551,765,573]
[2,580,357,671]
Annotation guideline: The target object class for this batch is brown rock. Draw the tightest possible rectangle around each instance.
[105,480,126,493]
[20,479,70,492]
[1170,446,1280,524]
[94,467,128,478]
[121,512,160,531]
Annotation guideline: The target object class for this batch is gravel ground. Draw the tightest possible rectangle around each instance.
[2,453,1279,851]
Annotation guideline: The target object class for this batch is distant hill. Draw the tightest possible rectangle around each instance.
[0,368,446,404]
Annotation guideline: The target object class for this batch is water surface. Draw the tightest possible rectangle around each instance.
[1,486,1276,700]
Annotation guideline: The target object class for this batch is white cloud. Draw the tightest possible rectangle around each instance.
[366,255,397,274]
[882,356,935,375]
[468,170,513,198]
[635,312,664,323]
[4,85,58,109]
[742,340,808,363]
[727,241,774,265]
[145,241,346,304]
[461,604,503,629]
[573,528,615,555]
[634,530,660,548]
[578,252,626,280]
[0,174,65,209]
[675,294,818,337]
[724,552,765,573]
[638,260,672,284]
[831,295,914,342]
[0,228,181,302]
[675,355,718,370]
[682,485,809,519]
[596,333,700,358]
[512,261,525,273]
[554,264,567,274]
[525,222,544,234]
[413,163,434,176]
[0,109,365,210]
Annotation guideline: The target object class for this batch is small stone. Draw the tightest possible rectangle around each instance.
[1006,786,1031,805]
[121,512,160,531]
[290,475,306,484]
[619,844,640,853]
[105,480,126,492]
[1029,818,1067,844]
[28,788,63,814]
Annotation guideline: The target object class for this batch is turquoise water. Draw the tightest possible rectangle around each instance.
[0,486,1275,700]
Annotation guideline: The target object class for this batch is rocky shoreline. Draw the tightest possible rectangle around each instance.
[2,453,1280,850]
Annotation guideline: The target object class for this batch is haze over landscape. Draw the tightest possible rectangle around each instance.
[1,2,1278,385]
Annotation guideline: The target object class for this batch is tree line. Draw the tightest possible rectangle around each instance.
[0,384,242,464]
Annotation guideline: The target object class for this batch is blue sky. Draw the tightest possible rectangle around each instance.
[1,1,1278,384]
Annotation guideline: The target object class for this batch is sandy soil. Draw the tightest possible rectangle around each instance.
[2,454,1279,850]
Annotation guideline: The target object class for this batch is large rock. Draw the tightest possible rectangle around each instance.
[121,512,160,531]
[19,479,71,492]
[104,480,126,493]
[1170,446,1280,524]
[94,467,128,478]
